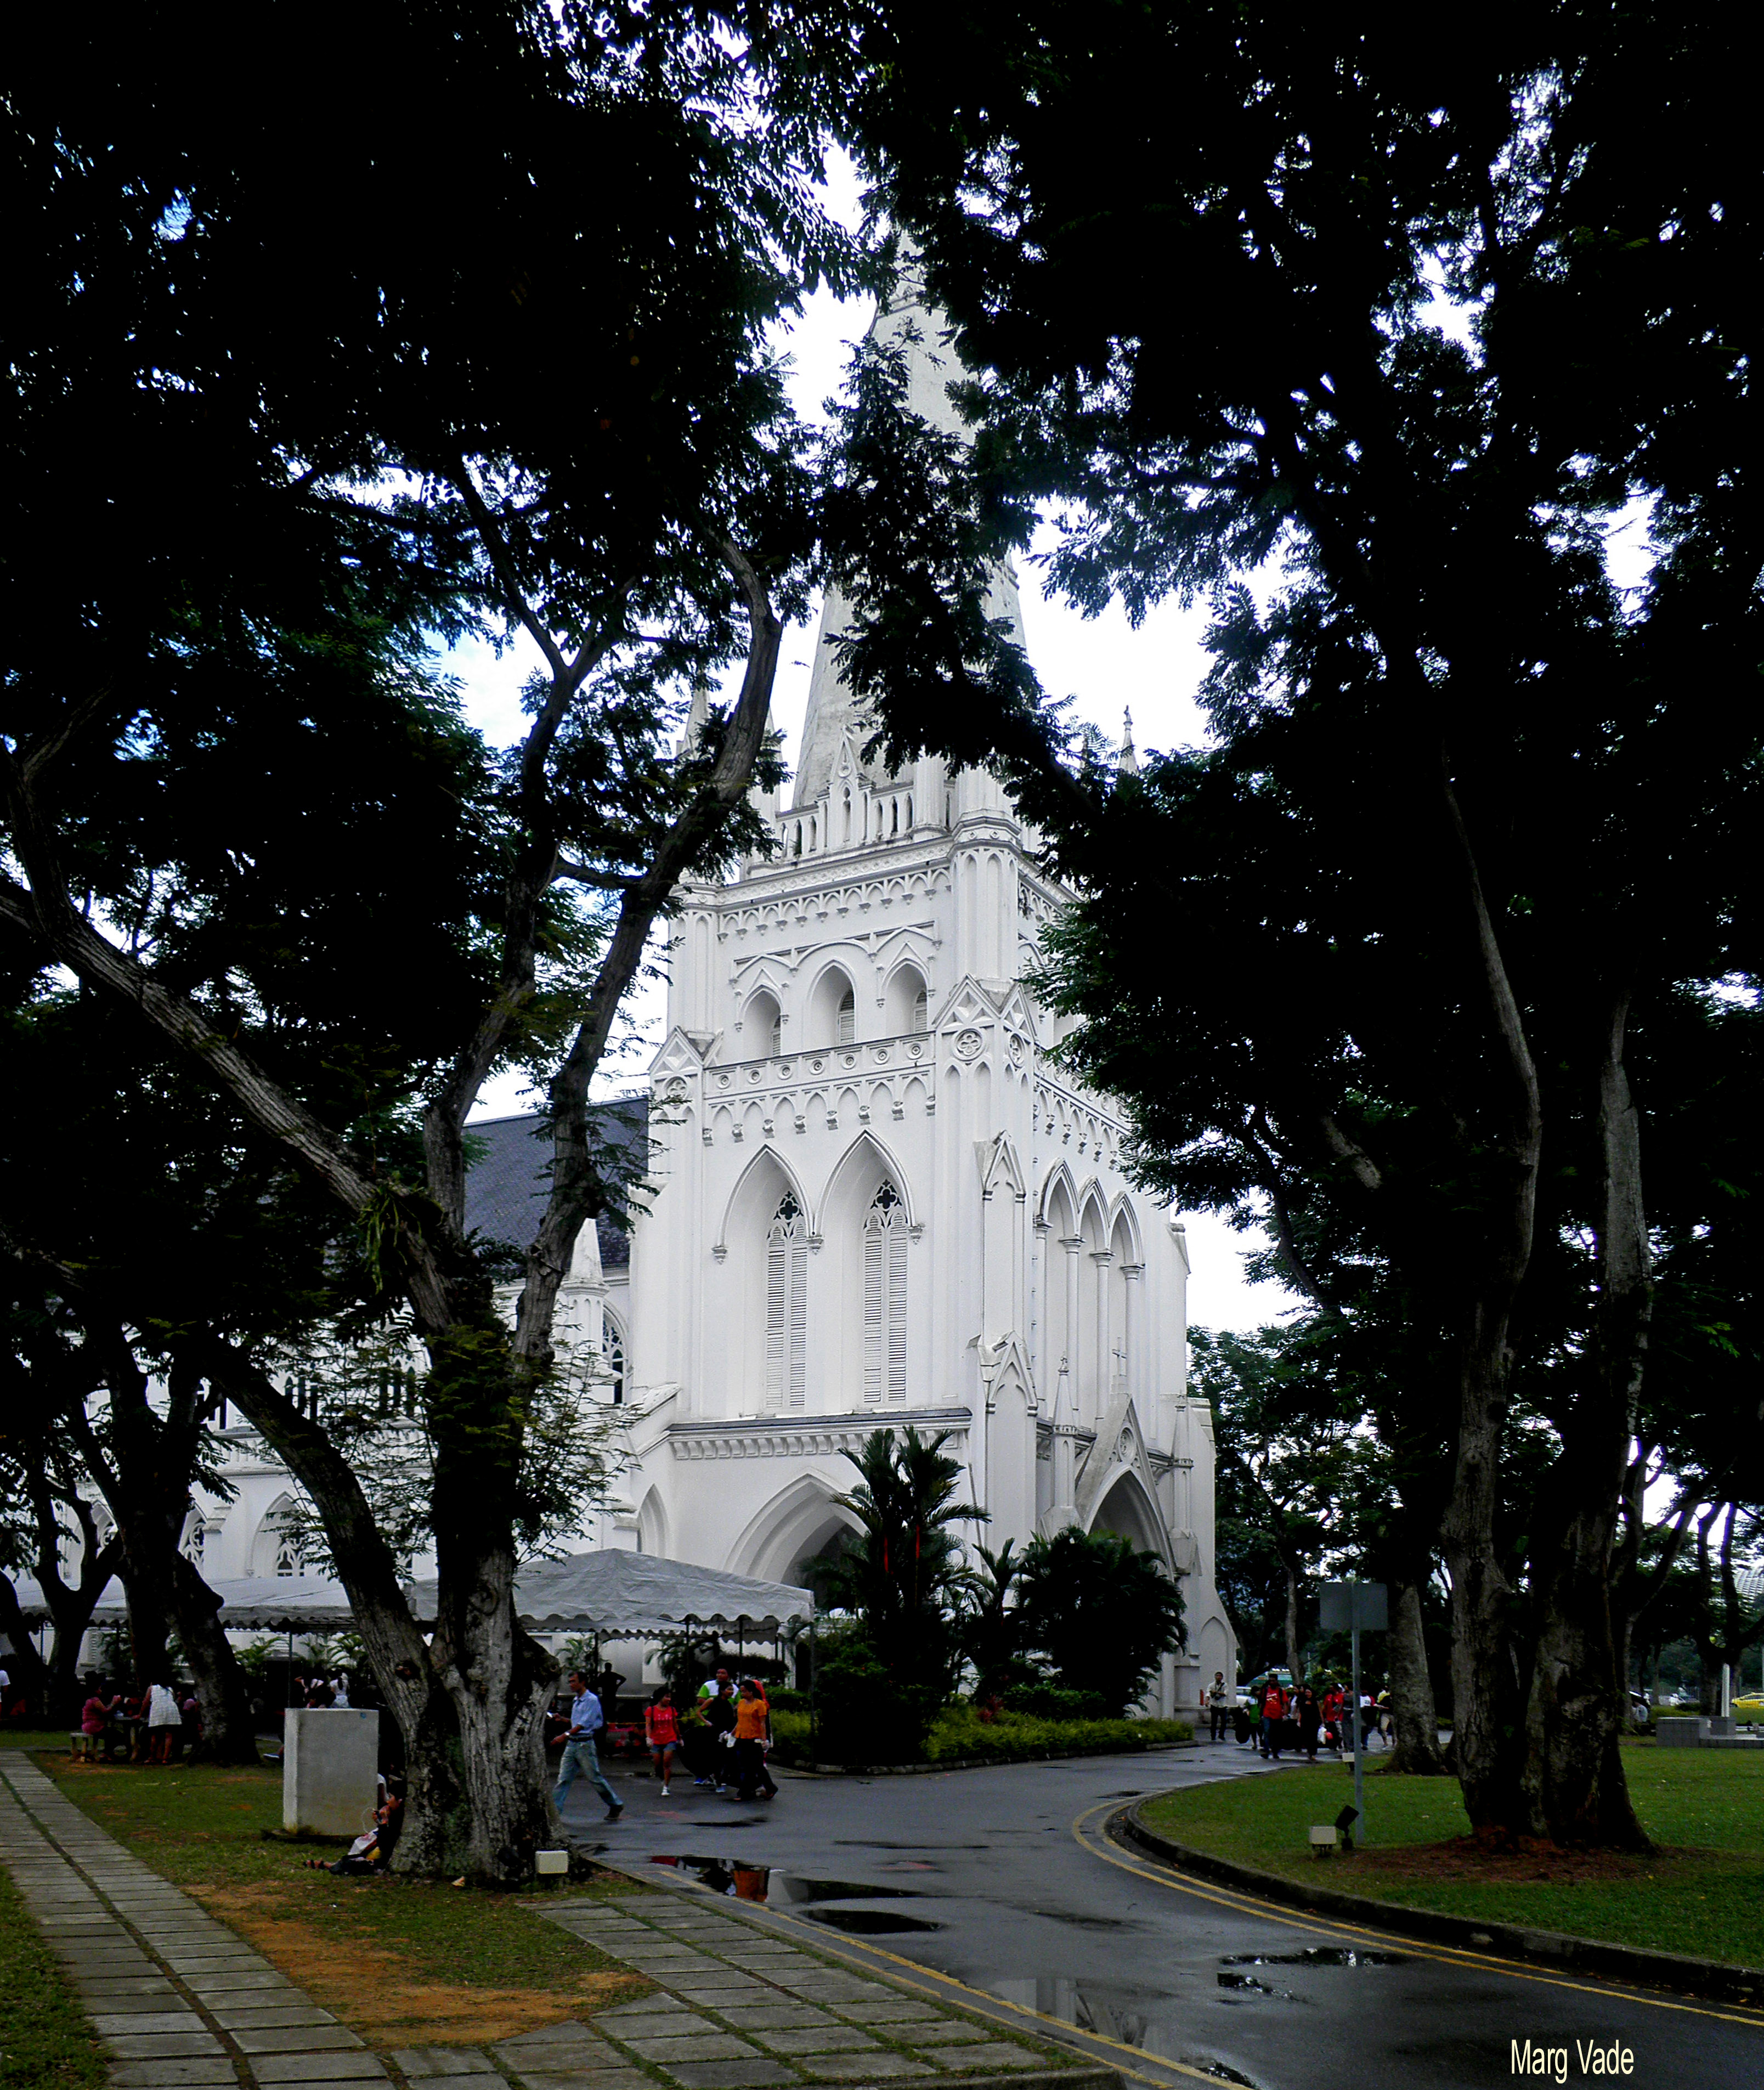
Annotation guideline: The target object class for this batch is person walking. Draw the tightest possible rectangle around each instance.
[702,1673,738,1792]
[1208,1672,1230,1743]
[1257,1674,1288,1759]
[645,1686,681,1796]
[730,1678,773,1801]
[553,1670,623,1821]
[1294,1680,1322,1760]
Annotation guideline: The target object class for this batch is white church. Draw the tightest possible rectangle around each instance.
[72,287,1234,1717]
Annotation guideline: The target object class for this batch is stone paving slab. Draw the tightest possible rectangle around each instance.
[755,2030,880,2057]
[398,2048,520,2076]
[716,2007,839,2031]
[247,2058,388,2083]
[889,2025,984,2047]
[664,2065,798,2089]
[591,2013,716,2041]
[110,2061,241,2087]
[103,2033,227,2058]
[234,2026,365,2054]
[91,2013,213,2037]
[910,2048,1041,2073]
[836,2006,942,2026]
[210,2003,339,2025]
[795,2060,931,2082]
[624,2033,763,2062]
[502,2073,655,2090]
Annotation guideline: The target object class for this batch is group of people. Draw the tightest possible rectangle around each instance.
[551,1664,779,1820]
[288,1671,352,1709]
[1207,1669,1395,1760]
[78,1677,203,1764]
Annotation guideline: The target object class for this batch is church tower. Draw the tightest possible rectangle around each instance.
[615,287,1232,1713]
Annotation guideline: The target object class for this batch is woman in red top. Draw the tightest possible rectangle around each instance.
[645,1687,681,1796]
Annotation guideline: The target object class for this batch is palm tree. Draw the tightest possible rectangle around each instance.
[831,1427,985,1693]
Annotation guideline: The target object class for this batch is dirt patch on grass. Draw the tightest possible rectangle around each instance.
[1349,1837,1700,1886]
[194,1885,642,2048]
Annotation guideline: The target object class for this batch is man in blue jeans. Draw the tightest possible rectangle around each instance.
[554,1670,623,1822]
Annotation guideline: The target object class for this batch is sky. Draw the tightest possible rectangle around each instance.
[450,158,1296,1337]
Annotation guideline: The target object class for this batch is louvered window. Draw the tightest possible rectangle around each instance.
[837,988,855,1044]
[764,1192,808,1411]
[863,1180,909,1405]
[912,987,929,1032]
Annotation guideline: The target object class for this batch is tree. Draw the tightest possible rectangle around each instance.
[1014,1527,1184,1718]
[830,1427,983,1706]
[2,4,861,1877]
[0,1347,119,1721]
[817,1,1763,1845]
[958,1539,1032,1703]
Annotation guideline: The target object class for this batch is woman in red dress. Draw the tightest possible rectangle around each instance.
[645,1686,681,1796]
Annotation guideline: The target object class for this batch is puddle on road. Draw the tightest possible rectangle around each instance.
[1040,1913,1133,1931]
[805,1908,946,1935]
[651,1856,929,1916]
[1215,1973,1308,2003]
[1219,1948,1410,1968]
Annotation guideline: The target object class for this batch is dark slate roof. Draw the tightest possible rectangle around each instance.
[462,1102,648,1270]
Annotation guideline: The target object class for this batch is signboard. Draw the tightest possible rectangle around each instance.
[1319,1581,1388,1633]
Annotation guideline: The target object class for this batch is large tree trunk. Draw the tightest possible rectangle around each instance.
[169,1554,261,1764]
[1440,1313,1529,1832]
[1432,771,1545,1838]
[25,1480,122,1724]
[71,1347,260,1761]
[1522,992,1649,1847]
[207,1343,487,1878]
[1384,1573,1451,1775]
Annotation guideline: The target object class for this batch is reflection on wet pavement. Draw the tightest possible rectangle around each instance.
[806,1907,946,1934]
[1219,1948,1410,1968]
[650,1855,928,1912]
[984,1976,1269,2086]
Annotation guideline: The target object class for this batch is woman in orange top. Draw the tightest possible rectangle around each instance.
[731,1679,777,1802]
[644,1687,681,1797]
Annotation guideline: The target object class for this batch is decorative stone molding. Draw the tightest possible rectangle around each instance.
[668,1405,973,1461]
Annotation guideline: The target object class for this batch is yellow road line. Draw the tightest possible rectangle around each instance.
[1073,1799,1764,2033]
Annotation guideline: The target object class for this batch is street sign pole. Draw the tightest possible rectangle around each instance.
[1320,1580,1386,1850]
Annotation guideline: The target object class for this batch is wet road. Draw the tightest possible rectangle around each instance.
[559,1742,1764,2089]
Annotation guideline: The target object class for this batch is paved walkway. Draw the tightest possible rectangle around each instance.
[0,1756,1076,2090]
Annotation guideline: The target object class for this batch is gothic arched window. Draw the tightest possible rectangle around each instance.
[602,1309,626,1406]
[863,1180,909,1405]
[764,1191,808,1411]
[836,987,856,1044]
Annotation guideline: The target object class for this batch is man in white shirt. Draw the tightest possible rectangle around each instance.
[553,1670,623,1821]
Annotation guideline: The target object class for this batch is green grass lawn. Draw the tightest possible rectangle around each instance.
[0,1861,106,2090]
[1139,1746,1764,1967]
[30,1753,649,2048]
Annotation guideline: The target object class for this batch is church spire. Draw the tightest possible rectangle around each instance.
[791,261,1027,812]
[1118,708,1140,777]
[675,676,710,760]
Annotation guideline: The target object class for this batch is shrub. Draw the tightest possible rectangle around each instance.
[1016,1527,1186,1715]
[1001,1684,1109,1721]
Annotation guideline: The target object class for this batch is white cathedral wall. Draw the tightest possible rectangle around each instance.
[612,771,1235,1710]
